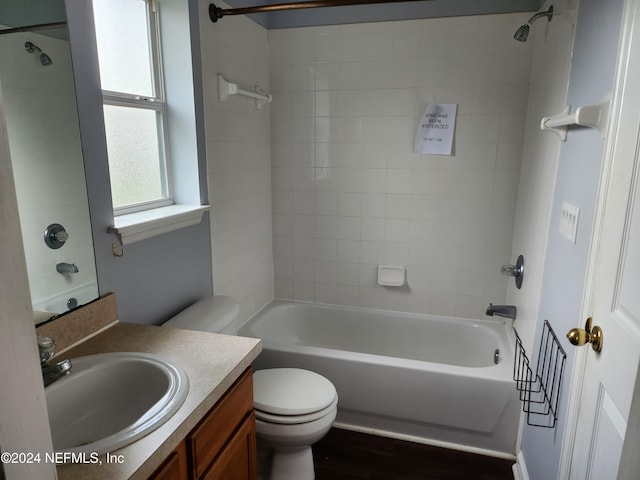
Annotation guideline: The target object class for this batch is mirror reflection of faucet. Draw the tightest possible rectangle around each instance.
[486,303,517,320]
[56,262,79,274]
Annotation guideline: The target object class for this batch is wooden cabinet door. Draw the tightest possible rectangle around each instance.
[148,441,188,480]
[201,412,257,480]
[189,369,253,479]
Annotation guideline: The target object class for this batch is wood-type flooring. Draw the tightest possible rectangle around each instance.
[313,428,514,480]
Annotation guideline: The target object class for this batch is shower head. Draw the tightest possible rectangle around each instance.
[514,5,554,42]
[514,24,530,42]
[24,41,53,66]
[39,52,53,66]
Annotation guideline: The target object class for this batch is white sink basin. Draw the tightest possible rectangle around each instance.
[46,352,189,455]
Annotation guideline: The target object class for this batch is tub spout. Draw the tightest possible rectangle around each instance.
[486,303,517,320]
[56,262,78,273]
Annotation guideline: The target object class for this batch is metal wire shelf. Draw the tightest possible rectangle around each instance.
[513,320,567,428]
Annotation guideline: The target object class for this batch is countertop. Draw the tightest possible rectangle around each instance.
[55,321,261,480]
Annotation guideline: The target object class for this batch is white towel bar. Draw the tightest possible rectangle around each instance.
[540,96,610,140]
[218,73,272,109]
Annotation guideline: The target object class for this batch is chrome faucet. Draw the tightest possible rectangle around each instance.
[485,303,517,320]
[56,262,79,273]
[38,336,72,387]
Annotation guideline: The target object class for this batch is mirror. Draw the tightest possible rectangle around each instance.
[0,0,98,321]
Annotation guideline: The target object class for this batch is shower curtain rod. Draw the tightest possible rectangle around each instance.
[0,21,67,36]
[210,0,428,22]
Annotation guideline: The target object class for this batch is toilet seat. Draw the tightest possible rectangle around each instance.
[254,368,337,424]
[255,395,338,425]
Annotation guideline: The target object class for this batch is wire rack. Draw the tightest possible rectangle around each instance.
[513,320,567,428]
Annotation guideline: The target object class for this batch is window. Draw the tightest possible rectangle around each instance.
[92,0,171,214]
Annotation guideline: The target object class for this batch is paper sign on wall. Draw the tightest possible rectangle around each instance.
[414,103,457,155]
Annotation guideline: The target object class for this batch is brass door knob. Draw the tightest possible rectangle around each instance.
[566,317,603,352]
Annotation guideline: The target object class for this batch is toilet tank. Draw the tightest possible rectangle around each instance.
[163,296,240,334]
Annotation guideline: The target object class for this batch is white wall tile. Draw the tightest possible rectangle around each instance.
[359,286,383,308]
[203,9,274,320]
[337,216,361,240]
[315,283,337,304]
[293,280,315,301]
[337,262,360,285]
[338,193,362,217]
[292,191,314,215]
[269,14,531,319]
[335,284,360,306]
[315,215,338,239]
[361,218,386,241]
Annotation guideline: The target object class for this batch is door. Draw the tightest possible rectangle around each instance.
[566,1,640,478]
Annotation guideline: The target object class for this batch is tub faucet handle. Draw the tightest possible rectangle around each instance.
[500,264,521,277]
[500,254,524,289]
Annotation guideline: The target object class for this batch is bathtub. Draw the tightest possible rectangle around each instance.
[238,300,520,458]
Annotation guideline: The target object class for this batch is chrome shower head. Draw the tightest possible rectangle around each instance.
[39,52,53,66]
[514,24,530,42]
[514,5,554,42]
[24,41,53,66]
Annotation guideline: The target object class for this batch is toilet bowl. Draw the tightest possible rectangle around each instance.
[163,296,338,480]
[253,368,338,480]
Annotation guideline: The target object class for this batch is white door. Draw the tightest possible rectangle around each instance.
[566,1,640,478]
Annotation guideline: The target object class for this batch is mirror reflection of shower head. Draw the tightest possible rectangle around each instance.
[514,5,554,42]
[24,41,53,66]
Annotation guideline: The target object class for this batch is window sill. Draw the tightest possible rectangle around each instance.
[108,205,210,246]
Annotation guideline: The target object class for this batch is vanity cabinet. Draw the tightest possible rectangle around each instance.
[149,368,257,480]
[148,442,188,480]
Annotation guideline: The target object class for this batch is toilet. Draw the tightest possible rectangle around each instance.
[163,296,338,480]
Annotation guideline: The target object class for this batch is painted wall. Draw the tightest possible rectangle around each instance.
[0,30,98,313]
[519,0,625,478]
[198,0,274,323]
[269,13,534,318]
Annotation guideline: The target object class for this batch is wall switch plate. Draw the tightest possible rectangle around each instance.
[560,202,580,244]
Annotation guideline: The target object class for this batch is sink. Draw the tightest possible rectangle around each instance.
[46,352,189,455]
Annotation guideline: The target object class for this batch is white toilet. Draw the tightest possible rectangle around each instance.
[163,296,338,480]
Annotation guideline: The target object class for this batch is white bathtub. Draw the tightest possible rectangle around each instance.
[238,300,520,458]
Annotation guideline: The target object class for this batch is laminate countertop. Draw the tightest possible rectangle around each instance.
[54,321,261,480]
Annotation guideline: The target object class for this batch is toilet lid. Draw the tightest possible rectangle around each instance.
[253,368,337,416]
[255,395,338,425]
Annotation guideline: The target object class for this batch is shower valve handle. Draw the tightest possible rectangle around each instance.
[500,264,522,277]
[44,223,69,249]
[500,254,524,289]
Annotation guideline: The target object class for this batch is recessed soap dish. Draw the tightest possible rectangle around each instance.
[377,265,406,287]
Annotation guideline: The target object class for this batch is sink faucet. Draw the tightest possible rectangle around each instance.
[41,359,73,387]
[485,303,517,320]
[38,336,72,387]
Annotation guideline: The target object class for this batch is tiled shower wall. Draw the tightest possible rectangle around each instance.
[199,1,274,322]
[270,13,534,318]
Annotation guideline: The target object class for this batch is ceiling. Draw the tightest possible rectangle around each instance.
[0,0,67,39]
[1,0,543,34]
[222,0,543,29]
[0,0,65,28]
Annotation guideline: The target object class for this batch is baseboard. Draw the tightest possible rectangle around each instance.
[512,451,530,480]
